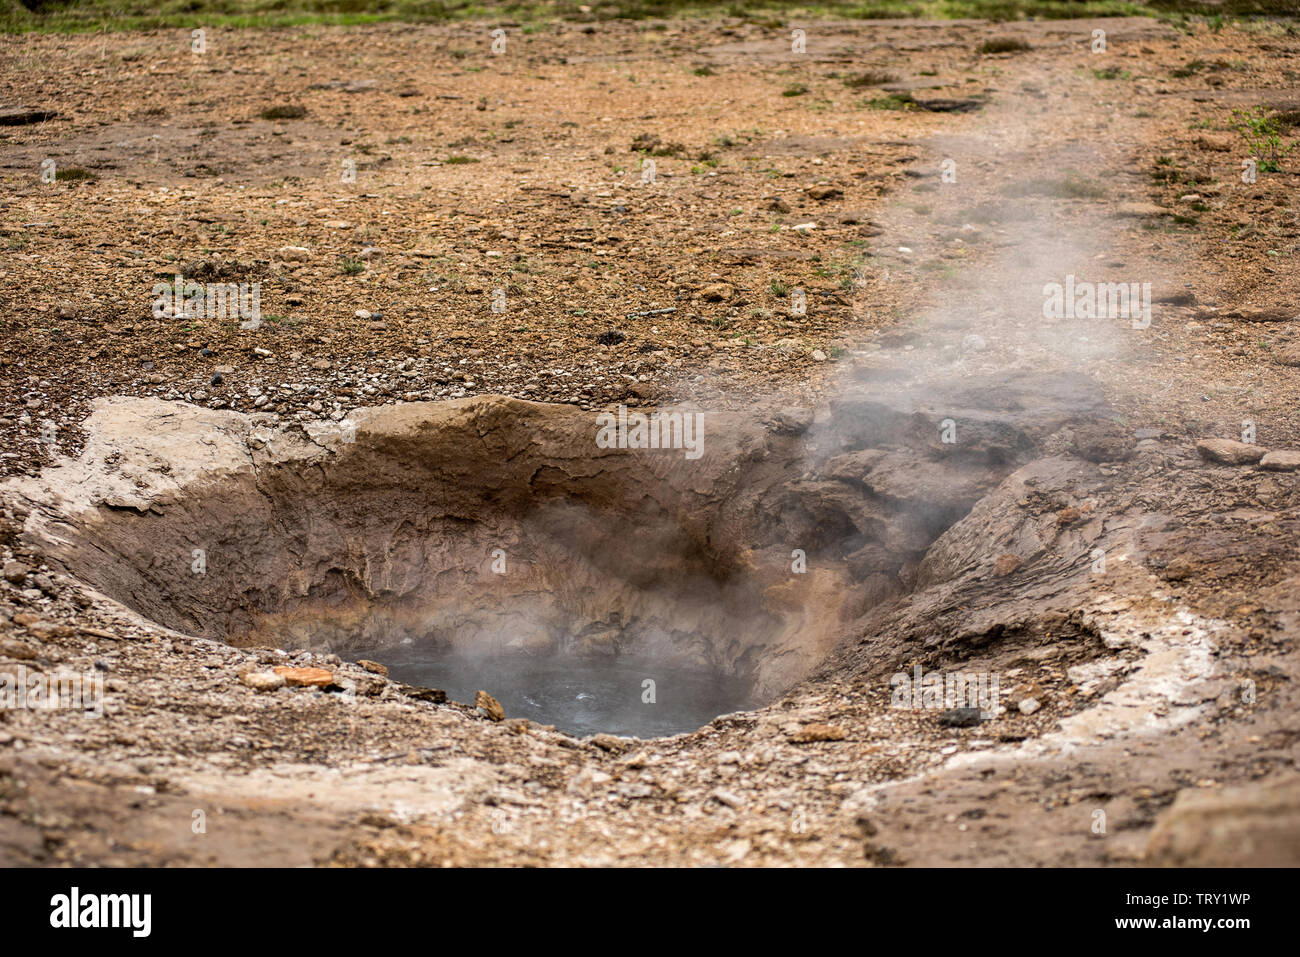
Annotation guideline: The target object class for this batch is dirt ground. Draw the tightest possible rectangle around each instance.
[1,15,1299,866]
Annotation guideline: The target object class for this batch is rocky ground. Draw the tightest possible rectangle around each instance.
[1,15,1299,866]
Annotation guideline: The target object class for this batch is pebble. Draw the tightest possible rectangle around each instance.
[938,707,983,728]
[240,671,286,692]
[1018,697,1042,715]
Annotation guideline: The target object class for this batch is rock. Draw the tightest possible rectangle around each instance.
[475,689,505,721]
[1226,307,1296,323]
[938,707,983,727]
[914,97,983,113]
[1146,775,1300,866]
[240,671,286,692]
[1018,697,1041,715]
[1274,344,1300,367]
[590,733,631,753]
[277,246,312,262]
[807,185,843,200]
[993,553,1022,576]
[400,684,447,704]
[312,359,332,371]
[2,561,31,584]
[272,666,333,688]
[0,638,39,660]
[1115,202,1169,218]
[699,283,734,302]
[710,788,745,809]
[1196,438,1265,465]
[357,659,388,676]
[811,349,828,362]
[789,723,846,743]
[1260,450,1300,471]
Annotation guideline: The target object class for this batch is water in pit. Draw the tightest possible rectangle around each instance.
[375,644,755,738]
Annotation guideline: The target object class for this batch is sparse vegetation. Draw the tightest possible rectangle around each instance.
[978,38,1031,55]
[1234,105,1292,171]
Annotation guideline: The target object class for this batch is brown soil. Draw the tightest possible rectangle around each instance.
[1,16,1299,867]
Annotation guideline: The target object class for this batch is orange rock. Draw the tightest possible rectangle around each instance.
[789,723,846,743]
[993,553,1022,576]
[272,666,334,688]
[475,690,505,721]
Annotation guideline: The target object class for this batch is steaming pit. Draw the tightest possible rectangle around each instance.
[6,372,1114,737]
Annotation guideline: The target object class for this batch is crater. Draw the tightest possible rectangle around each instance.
[4,371,1113,736]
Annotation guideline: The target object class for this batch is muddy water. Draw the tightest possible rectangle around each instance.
[376,643,755,738]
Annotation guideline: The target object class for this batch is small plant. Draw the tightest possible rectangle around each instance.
[1234,106,1291,172]
[782,83,809,97]
[54,167,96,182]
[339,258,365,276]
[769,278,789,297]
[693,65,715,76]
[977,38,1030,55]
[444,155,479,164]
[867,92,916,111]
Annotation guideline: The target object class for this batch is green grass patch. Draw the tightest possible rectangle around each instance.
[5,1,1298,37]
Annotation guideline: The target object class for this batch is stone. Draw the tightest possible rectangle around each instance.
[699,283,734,302]
[789,723,846,743]
[1196,438,1265,465]
[240,671,286,692]
[710,788,744,808]
[1146,775,1300,866]
[475,689,505,721]
[272,666,333,688]
[1115,202,1169,218]
[0,638,39,660]
[1259,450,1300,472]
[590,733,631,753]
[1018,697,1041,715]
[357,659,388,676]
[993,553,1022,576]
[2,560,30,584]
[277,246,312,261]
[807,185,843,200]
[938,707,983,727]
